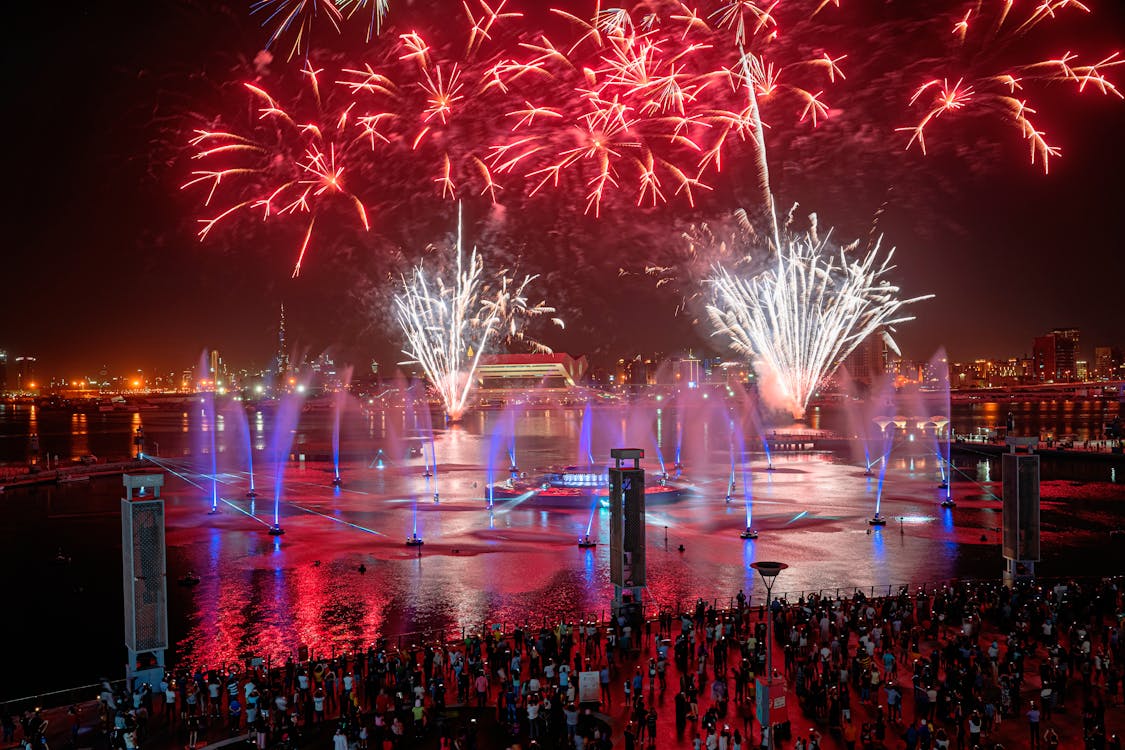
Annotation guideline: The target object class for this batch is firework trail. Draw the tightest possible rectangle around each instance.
[898,0,1122,173]
[250,1,843,213]
[253,0,394,58]
[183,63,381,277]
[253,0,343,61]
[393,204,560,421]
[477,2,841,215]
[339,0,392,41]
[707,209,932,418]
[192,0,1121,280]
[481,271,565,354]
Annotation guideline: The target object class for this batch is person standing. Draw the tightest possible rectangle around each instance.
[1027,702,1041,749]
[474,672,489,707]
[186,715,200,750]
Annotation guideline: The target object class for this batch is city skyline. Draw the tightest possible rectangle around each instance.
[2,2,1124,375]
[3,317,1123,393]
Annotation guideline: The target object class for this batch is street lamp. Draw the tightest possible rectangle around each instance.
[751,560,789,750]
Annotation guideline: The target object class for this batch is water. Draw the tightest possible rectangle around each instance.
[0,398,1122,698]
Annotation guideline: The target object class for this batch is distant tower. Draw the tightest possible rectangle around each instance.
[277,304,290,380]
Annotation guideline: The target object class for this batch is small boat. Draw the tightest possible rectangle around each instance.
[58,474,91,484]
[178,572,201,586]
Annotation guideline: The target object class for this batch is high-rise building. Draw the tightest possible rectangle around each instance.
[841,332,888,384]
[14,355,37,391]
[0,349,7,392]
[1095,346,1123,380]
[677,354,702,387]
[1032,335,1056,383]
[276,304,289,380]
[1051,327,1080,381]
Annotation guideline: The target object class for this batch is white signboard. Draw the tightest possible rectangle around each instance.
[578,671,600,704]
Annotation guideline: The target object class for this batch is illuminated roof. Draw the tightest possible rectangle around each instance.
[476,353,588,387]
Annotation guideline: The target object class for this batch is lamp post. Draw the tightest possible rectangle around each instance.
[751,560,788,750]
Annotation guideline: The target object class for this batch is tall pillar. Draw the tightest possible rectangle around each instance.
[122,473,169,688]
[609,448,646,628]
[1002,438,1040,585]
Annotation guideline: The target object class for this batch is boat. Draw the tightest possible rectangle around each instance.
[488,478,540,499]
[57,474,91,484]
[178,572,201,586]
[487,465,688,506]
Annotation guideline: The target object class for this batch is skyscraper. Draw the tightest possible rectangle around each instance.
[276,304,289,380]
[1032,335,1056,383]
[1051,327,1080,381]
[1095,347,1123,380]
[15,356,37,391]
[841,331,889,384]
[0,350,7,392]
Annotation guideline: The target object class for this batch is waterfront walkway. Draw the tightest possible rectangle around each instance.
[4,577,1123,750]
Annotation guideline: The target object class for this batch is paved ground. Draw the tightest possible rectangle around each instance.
[5,590,1122,750]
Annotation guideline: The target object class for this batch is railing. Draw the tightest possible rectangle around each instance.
[1,679,126,714]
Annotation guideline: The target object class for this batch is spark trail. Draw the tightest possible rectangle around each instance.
[707,211,932,418]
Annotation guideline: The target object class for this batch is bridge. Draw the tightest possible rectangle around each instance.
[951,380,1124,402]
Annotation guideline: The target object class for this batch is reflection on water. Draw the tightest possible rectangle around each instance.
[0,401,1122,696]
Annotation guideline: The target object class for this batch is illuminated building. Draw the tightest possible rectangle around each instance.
[15,355,37,392]
[475,353,588,390]
[1095,347,1123,380]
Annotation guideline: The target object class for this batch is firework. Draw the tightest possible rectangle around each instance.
[184,64,380,277]
[898,1,1122,173]
[707,210,932,417]
[339,0,392,41]
[252,0,343,61]
[479,3,841,215]
[481,272,565,354]
[394,205,559,421]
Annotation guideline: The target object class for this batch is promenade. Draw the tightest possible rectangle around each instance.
[4,576,1123,750]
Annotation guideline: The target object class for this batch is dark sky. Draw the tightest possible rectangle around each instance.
[2,0,1123,377]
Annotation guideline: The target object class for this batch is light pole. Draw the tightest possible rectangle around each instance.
[751,560,788,750]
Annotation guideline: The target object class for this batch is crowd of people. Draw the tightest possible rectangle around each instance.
[3,576,1122,750]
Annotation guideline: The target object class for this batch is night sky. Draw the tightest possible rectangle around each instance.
[3,0,1123,376]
